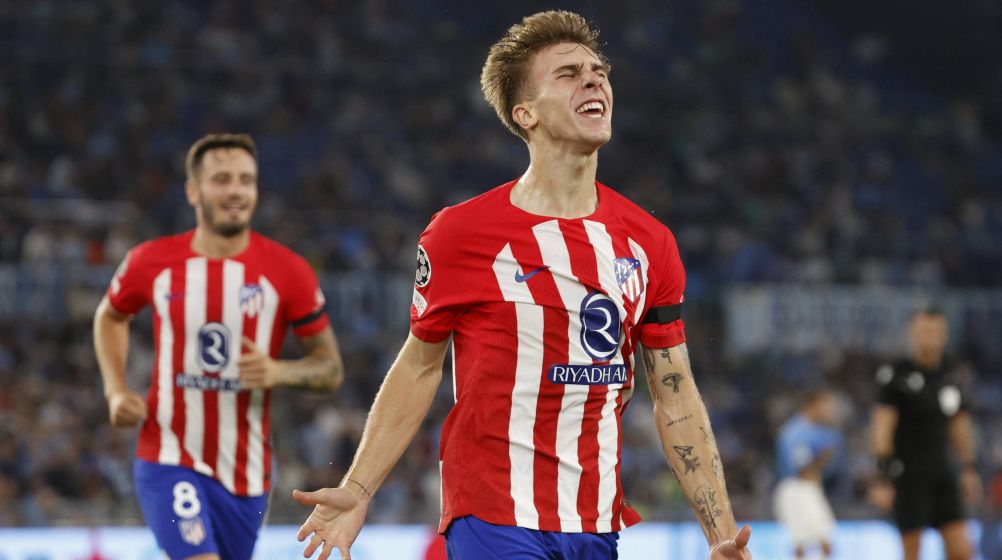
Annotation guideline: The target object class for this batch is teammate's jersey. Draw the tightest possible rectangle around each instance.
[775,414,842,479]
[875,358,967,475]
[411,180,686,534]
[107,230,328,496]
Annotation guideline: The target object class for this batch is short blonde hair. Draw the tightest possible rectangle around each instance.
[480,11,607,141]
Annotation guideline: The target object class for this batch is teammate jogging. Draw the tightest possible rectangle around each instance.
[869,308,981,560]
[93,133,344,560]
[294,11,751,560]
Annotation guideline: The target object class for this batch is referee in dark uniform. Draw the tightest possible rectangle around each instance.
[869,308,982,560]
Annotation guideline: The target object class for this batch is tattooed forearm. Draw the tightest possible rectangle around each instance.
[700,426,712,443]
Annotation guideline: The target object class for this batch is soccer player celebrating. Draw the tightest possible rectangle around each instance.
[294,11,751,560]
[869,308,981,560]
[773,389,842,559]
[93,133,345,560]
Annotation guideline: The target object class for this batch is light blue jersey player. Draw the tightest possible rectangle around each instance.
[774,390,842,560]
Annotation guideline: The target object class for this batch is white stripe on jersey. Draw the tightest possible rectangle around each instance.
[247,276,279,495]
[153,268,181,464]
[216,260,245,493]
[183,257,213,476]
[627,238,651,330]
[493,243,543,529]
[532,220,589,532]
[583,220,628,531]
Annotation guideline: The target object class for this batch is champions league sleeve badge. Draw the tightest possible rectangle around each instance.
[415,245,431,288]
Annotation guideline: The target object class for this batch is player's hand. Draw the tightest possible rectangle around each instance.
[960,468,983,508]
[293,485,370,560]
[107,389,147,427]
[709,525,752,559]
[867,479,895,513]
[238,337,280,389]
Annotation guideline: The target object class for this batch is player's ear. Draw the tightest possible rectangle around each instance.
[184,179,200,208]
[512,102,537,134]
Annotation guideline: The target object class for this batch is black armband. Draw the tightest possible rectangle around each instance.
[643,303,683,324]
[876,456,904,480]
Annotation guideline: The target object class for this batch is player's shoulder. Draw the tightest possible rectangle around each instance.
[123,231,192,267]
[597,181,676,241]
[249,231,314,269]
[422,180,515,235]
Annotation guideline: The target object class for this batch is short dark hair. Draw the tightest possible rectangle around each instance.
[185,133,257,181]
[480,10,607,141]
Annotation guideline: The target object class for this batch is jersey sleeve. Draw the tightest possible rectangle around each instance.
[106,244,152,315]
[283,254,330,337]
[875,363,902,408]
[410,209,473,343]
[639,227,686,348]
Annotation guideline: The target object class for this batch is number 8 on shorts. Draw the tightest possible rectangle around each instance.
[172,481,202,519]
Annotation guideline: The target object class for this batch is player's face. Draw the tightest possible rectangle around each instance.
[813,393,838,425]
[187,148,258,237]
[909,313,948,357]
[517,42,613,150]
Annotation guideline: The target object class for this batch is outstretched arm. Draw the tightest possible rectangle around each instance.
[294,333,449,560]
[642,343,751,558]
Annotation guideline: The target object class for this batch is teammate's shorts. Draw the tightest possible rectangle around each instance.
[444,515,619,560]
[893,468,964,533]
[133,459,269,560]
[773,478,835,546]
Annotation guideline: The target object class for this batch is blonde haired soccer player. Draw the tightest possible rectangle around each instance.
[294,11,751,560]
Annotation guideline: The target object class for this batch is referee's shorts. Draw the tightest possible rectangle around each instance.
[893,469,964,533]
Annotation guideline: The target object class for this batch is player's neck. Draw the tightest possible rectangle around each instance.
[513,146,598,219]
[191,226,251,259]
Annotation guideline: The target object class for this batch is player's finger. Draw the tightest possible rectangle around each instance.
[303,532,322,558]
[338,543,350,560]
[293,488,320,506]
[242,336,259,352]
[296,518,312,541]
[735,525,751,548]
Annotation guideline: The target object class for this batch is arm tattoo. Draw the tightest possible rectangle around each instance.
[694,486,723,528]
[661,348,672,363]
[673,445,701,474]
[642,350,659,402]
[700,426,712,443]
[666,414,693,428]
[661,372,682,393]
[711,454,724,480]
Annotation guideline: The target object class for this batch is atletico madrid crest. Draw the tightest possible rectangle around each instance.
[239,283,265,318]
[614,257,644,303]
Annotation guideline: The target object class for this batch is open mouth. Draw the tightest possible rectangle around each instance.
[576,99,606,118]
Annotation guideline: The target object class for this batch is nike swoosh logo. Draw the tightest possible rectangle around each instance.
[515,266,550,283]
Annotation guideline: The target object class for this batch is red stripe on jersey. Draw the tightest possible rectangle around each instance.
[138,301,163,460]
[452,299,520,525]
[202,260,223,475]
[170,265,194,469]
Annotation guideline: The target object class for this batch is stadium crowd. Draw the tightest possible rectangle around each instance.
[1,0,1001,531]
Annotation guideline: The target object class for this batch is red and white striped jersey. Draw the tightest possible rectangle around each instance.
[411,180,686,534]
[107,230,328,496]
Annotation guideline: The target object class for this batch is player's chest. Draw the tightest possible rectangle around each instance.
[151,258,280,321]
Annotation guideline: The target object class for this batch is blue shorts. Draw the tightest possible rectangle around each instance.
[133,459,269,560]
[445,516,619,559]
